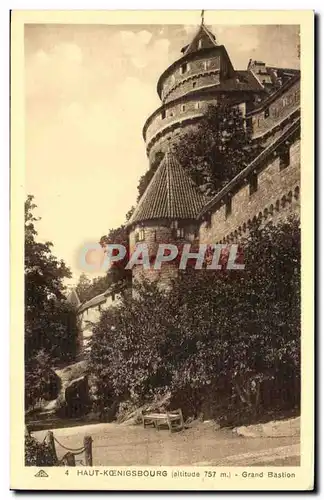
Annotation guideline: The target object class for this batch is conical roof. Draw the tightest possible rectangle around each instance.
[127,151,207,227]
[181,24,217,56]
[67,288,81,308]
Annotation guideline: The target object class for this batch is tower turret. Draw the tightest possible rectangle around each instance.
[127,150,206,287]
[143,20,265,163]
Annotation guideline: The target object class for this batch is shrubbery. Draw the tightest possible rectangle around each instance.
[25,435,57,466]
[89,218,300,425]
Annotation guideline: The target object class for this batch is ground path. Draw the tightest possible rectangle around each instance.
[33,421,300,467]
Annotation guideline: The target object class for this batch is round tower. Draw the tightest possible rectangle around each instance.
[126,151,206,288]
[143,22,264,163]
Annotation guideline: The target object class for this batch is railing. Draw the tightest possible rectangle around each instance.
[44,430,93,466]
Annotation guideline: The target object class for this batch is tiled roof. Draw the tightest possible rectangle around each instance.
[182,24,217,55]
[127,151,207,227]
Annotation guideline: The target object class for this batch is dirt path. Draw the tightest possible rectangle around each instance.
[33,422,300,466]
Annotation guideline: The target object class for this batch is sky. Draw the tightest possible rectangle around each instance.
[25,21,300,285]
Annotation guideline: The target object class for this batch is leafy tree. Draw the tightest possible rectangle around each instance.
[25,195,79,381]
[75,273,92,303]
[99,219,132,288]
[25,435,57,466]
[173,103,261,196]
[89,217,300,424]
[25,351,61,410]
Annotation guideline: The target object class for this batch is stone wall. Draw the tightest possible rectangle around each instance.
[148,123,199,163]
[161,52,221,102]
[199,138,300,244]
[164,70,220,103]
[145,98,246,161]
[249,80,300,139]
[129,220,198,288]
[144,95,218,147]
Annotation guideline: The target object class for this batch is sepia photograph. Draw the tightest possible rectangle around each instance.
[10,9,314,491]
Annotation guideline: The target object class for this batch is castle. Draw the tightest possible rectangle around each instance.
[71,21,300,350]
[126,21,300,285]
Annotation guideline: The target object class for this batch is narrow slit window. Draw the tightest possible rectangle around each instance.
[249,173,258,195]
[225,198,232,218]
[180,63,188,74]
[264,107,270,118]
[279,147,290,170]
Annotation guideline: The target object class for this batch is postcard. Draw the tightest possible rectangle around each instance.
[10,9,314,491]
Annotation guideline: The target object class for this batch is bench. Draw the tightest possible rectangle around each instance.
[141,408,184,433]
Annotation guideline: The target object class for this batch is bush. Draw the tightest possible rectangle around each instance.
[89,218,300,425]
[25,435,57,466]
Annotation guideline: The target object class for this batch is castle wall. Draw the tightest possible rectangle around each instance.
[164,69,220,103]
[146,98,247,161]
[199,138,300,244]
[161,52,221,102]
[144,95,217,147]
[129,220,198,288]
[250,80,300,139]
[147,119,202,162]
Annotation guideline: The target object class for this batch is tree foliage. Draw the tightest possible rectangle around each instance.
[89,217,300,424]
[173,103,261,196]
[25,196,79,407]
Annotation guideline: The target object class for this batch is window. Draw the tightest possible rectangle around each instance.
[161,109,166,119]
[195,101,201,110]
[181,104,186,112]
[180,63,188,74]
[176,227,185,239]
[138,229,145,241]
[192,81,197,88]
[279,147,290,170]
[170,220,178,229]
[198,39,203,49]
[245,116,252,130]
[249,173,258,195]
[264,107,270,118]
[225,198,232,218]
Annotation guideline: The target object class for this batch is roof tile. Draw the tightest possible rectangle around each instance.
[128,152,207,226]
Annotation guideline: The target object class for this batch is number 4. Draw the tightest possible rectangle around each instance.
[65,470,69,476]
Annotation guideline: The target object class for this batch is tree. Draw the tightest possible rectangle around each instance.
[25,195,79,366]
[173,103,261,196]
[89,217,300,424]
[75,273,92,303]
[99,220,132,288]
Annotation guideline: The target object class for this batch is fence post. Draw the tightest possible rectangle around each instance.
[45,430,58,463]
[84,435,93,466]
[63,452,76,466]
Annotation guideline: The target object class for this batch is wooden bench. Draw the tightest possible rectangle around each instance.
[141,408,184,433]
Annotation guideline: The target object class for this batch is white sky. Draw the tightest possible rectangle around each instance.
[25,22,300,284]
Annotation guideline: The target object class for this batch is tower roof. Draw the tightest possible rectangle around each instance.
[67,288,81,308]
[127,151,207,227]
[181,23,217,55]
